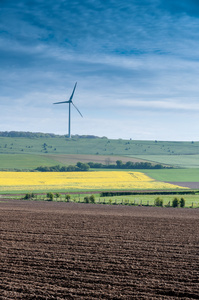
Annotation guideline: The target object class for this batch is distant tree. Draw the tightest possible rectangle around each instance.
[125,161,134,168]
[84,196,89,203]
[47,192,54,201]
[89,195,95,204]
[180,197,185,208]
[53,165,61,172]
[88,162,103,168]
[108,199,112,205]
[76,162,83,168]
[116,160,123,168]
[80,163,90,171]
[154,164,163,169]
[65,194,71,202]
[24,194,29,199]
[172,197,179,207]
[155,197,163,207]
[88,162,95,168]
[60,166,68,172]
[76,162,90,171]
[24,193,34,200]
[55,193,60,200]
[67,165,78,171]
[36,166,51,172]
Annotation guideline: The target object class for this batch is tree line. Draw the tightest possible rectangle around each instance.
[88,160,170,169]
[34,160,168,172]
[23,193,186,207]
[0,131,60,138]
[0,131,103,139]
[35,162,90,172]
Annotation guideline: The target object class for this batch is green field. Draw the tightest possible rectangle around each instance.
[90,168,199,183]
[0,133,199,192]
[0,154,63,170]
[0,153,147,171]
[140,168,199,182]
[1,135,199,156]
[95,194,199,208]
[131,154,199,168]
[0,134,199,171]
[3,193,199,208]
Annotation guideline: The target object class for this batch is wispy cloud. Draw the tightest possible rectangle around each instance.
[120,99,199,111]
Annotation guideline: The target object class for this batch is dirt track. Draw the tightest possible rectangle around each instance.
[1,200,199,299]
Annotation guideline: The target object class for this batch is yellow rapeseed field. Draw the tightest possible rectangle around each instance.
[0,171,187,191]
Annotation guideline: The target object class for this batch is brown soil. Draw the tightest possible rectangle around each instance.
[1,200,199,299]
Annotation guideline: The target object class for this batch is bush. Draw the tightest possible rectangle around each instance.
[172,197,179,207]
[180,197,185,208]
[84,196,89,203]
[55,193,60,199]
[89,195,95,203]
[24,193,34,199]
[24,193,30,199]
[76,162,90,171]
[65,194,71,202]
[155,197,163,207]
[47,192,54,201]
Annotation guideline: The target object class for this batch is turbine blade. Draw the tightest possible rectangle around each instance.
[69,82,77,102]
[72,102,83,117]
[53,100,70,104]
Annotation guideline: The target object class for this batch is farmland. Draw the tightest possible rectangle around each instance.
[0,171,186,193]
[1,134,199,171]
[0,133,199,195]
[0,153,146,171]
[1,133,199,298]
[4,191,199,208]
[1,135,199,156]
[1,133,199,155]
[140,168,199,182]
[132,154,199,168]
[0,133,199,187]
[0,154,60,170]
[1,200,199,299]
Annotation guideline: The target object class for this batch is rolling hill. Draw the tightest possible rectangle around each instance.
[0,131,199,169]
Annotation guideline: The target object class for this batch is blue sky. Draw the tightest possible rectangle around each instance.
[1,0,199,140]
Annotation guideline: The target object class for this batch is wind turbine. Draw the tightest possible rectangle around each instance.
[53,82,83,138]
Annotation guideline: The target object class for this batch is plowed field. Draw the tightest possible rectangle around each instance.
[1,200,199,299]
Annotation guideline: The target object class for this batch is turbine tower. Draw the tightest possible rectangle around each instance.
[53,82,83,138]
